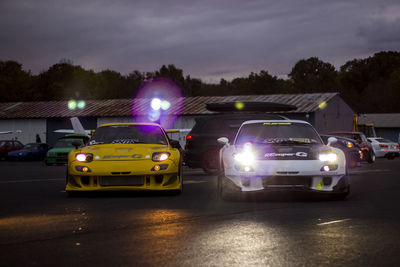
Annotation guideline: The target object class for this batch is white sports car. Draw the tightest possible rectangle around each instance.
[217,120,349,199]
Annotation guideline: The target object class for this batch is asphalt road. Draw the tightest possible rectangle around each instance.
[1,159,400,266]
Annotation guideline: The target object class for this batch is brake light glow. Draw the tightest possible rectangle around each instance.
[186,135,192,140]
[379,144,388,147]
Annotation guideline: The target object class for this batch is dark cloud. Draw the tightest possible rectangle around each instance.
[1,0,399,82]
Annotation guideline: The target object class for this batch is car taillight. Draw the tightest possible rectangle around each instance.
[397,144,399,148]
[379,144,388,147]
[186,135,192,140]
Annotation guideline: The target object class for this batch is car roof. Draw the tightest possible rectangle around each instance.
[241,120,311,126]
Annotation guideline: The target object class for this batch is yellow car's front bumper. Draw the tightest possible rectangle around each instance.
[66,159,181,192]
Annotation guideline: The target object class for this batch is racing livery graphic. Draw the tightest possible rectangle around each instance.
[66,123,183,195]
[218,120,349,199]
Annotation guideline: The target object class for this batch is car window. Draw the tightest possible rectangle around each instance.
[89,125,168,145]
[360,134,368,142]
[13,141,22,147]
[376,138,394,143]
[235,122,322,145]
[54,138,85,148]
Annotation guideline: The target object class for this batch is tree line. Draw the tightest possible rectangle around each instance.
[1,51,400,113]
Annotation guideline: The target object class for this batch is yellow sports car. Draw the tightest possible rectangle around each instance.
[66,123,183,195]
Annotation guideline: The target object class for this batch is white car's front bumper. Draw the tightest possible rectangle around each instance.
[223,160,346,192]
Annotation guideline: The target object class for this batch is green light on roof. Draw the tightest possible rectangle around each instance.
[68,100,77,110]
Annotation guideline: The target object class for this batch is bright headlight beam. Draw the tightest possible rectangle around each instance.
[76,153,87,162]
[234,151,255,166]
[319,153,337,162]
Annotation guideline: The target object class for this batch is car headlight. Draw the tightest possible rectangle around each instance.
[345,141,354,148]
[75,153,93,162]
[234,151,255,166]
[152,152,170,162]
[319,153,337,162]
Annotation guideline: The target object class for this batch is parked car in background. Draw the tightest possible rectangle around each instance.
[368,137,400,159]
[184,101,296,174]
[328,131,375,163]
[45,134,89,165]
[320,134,363,168]
[7,143,49,161]
[0,140,24,160]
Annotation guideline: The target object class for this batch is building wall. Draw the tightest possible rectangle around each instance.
[0,119,46,144]
[314,95,355,133]
[375,127,400,143]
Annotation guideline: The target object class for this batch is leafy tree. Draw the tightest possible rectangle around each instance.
[0,60,33,101]
[289,57,338,93]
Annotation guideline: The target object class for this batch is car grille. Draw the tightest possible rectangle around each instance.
[99,176,145,186]
[57,152,69,157]
[262,176,312,187]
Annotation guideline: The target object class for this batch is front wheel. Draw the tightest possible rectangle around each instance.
[367,151,375,163]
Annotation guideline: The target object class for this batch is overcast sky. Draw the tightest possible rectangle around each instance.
[1,0,399,82]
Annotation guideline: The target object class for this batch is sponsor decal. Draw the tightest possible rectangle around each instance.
[264,152,308,158]
[103,154,143,159]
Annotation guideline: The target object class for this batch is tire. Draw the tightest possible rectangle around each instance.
[0,153,6,161]
[332,185,350,200]
[367,151,375,163]
[202,150,220,175]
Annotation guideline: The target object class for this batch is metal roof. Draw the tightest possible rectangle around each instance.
[358,113,400,128]
[0,93,339,119]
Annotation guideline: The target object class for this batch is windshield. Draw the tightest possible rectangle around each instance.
[235,122,322,145]
[89,125,168,145]
[54,138,85,148]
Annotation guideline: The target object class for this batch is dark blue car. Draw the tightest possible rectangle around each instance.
[7,143,49,161]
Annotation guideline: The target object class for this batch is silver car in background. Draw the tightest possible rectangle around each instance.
[368,137,399,159]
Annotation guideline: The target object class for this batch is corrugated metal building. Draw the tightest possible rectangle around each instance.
[0,93,355,145]
[358,113,400,142]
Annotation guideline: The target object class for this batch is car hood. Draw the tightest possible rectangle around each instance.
[77,144,170,161]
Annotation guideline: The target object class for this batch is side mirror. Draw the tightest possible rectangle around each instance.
[327,137,337,146]
[72,141,82,149]
[217,137,229,145]
[169,139,181,149]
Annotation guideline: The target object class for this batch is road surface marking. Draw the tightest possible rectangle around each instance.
[317,218,351,226]
[0,178,64,184]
